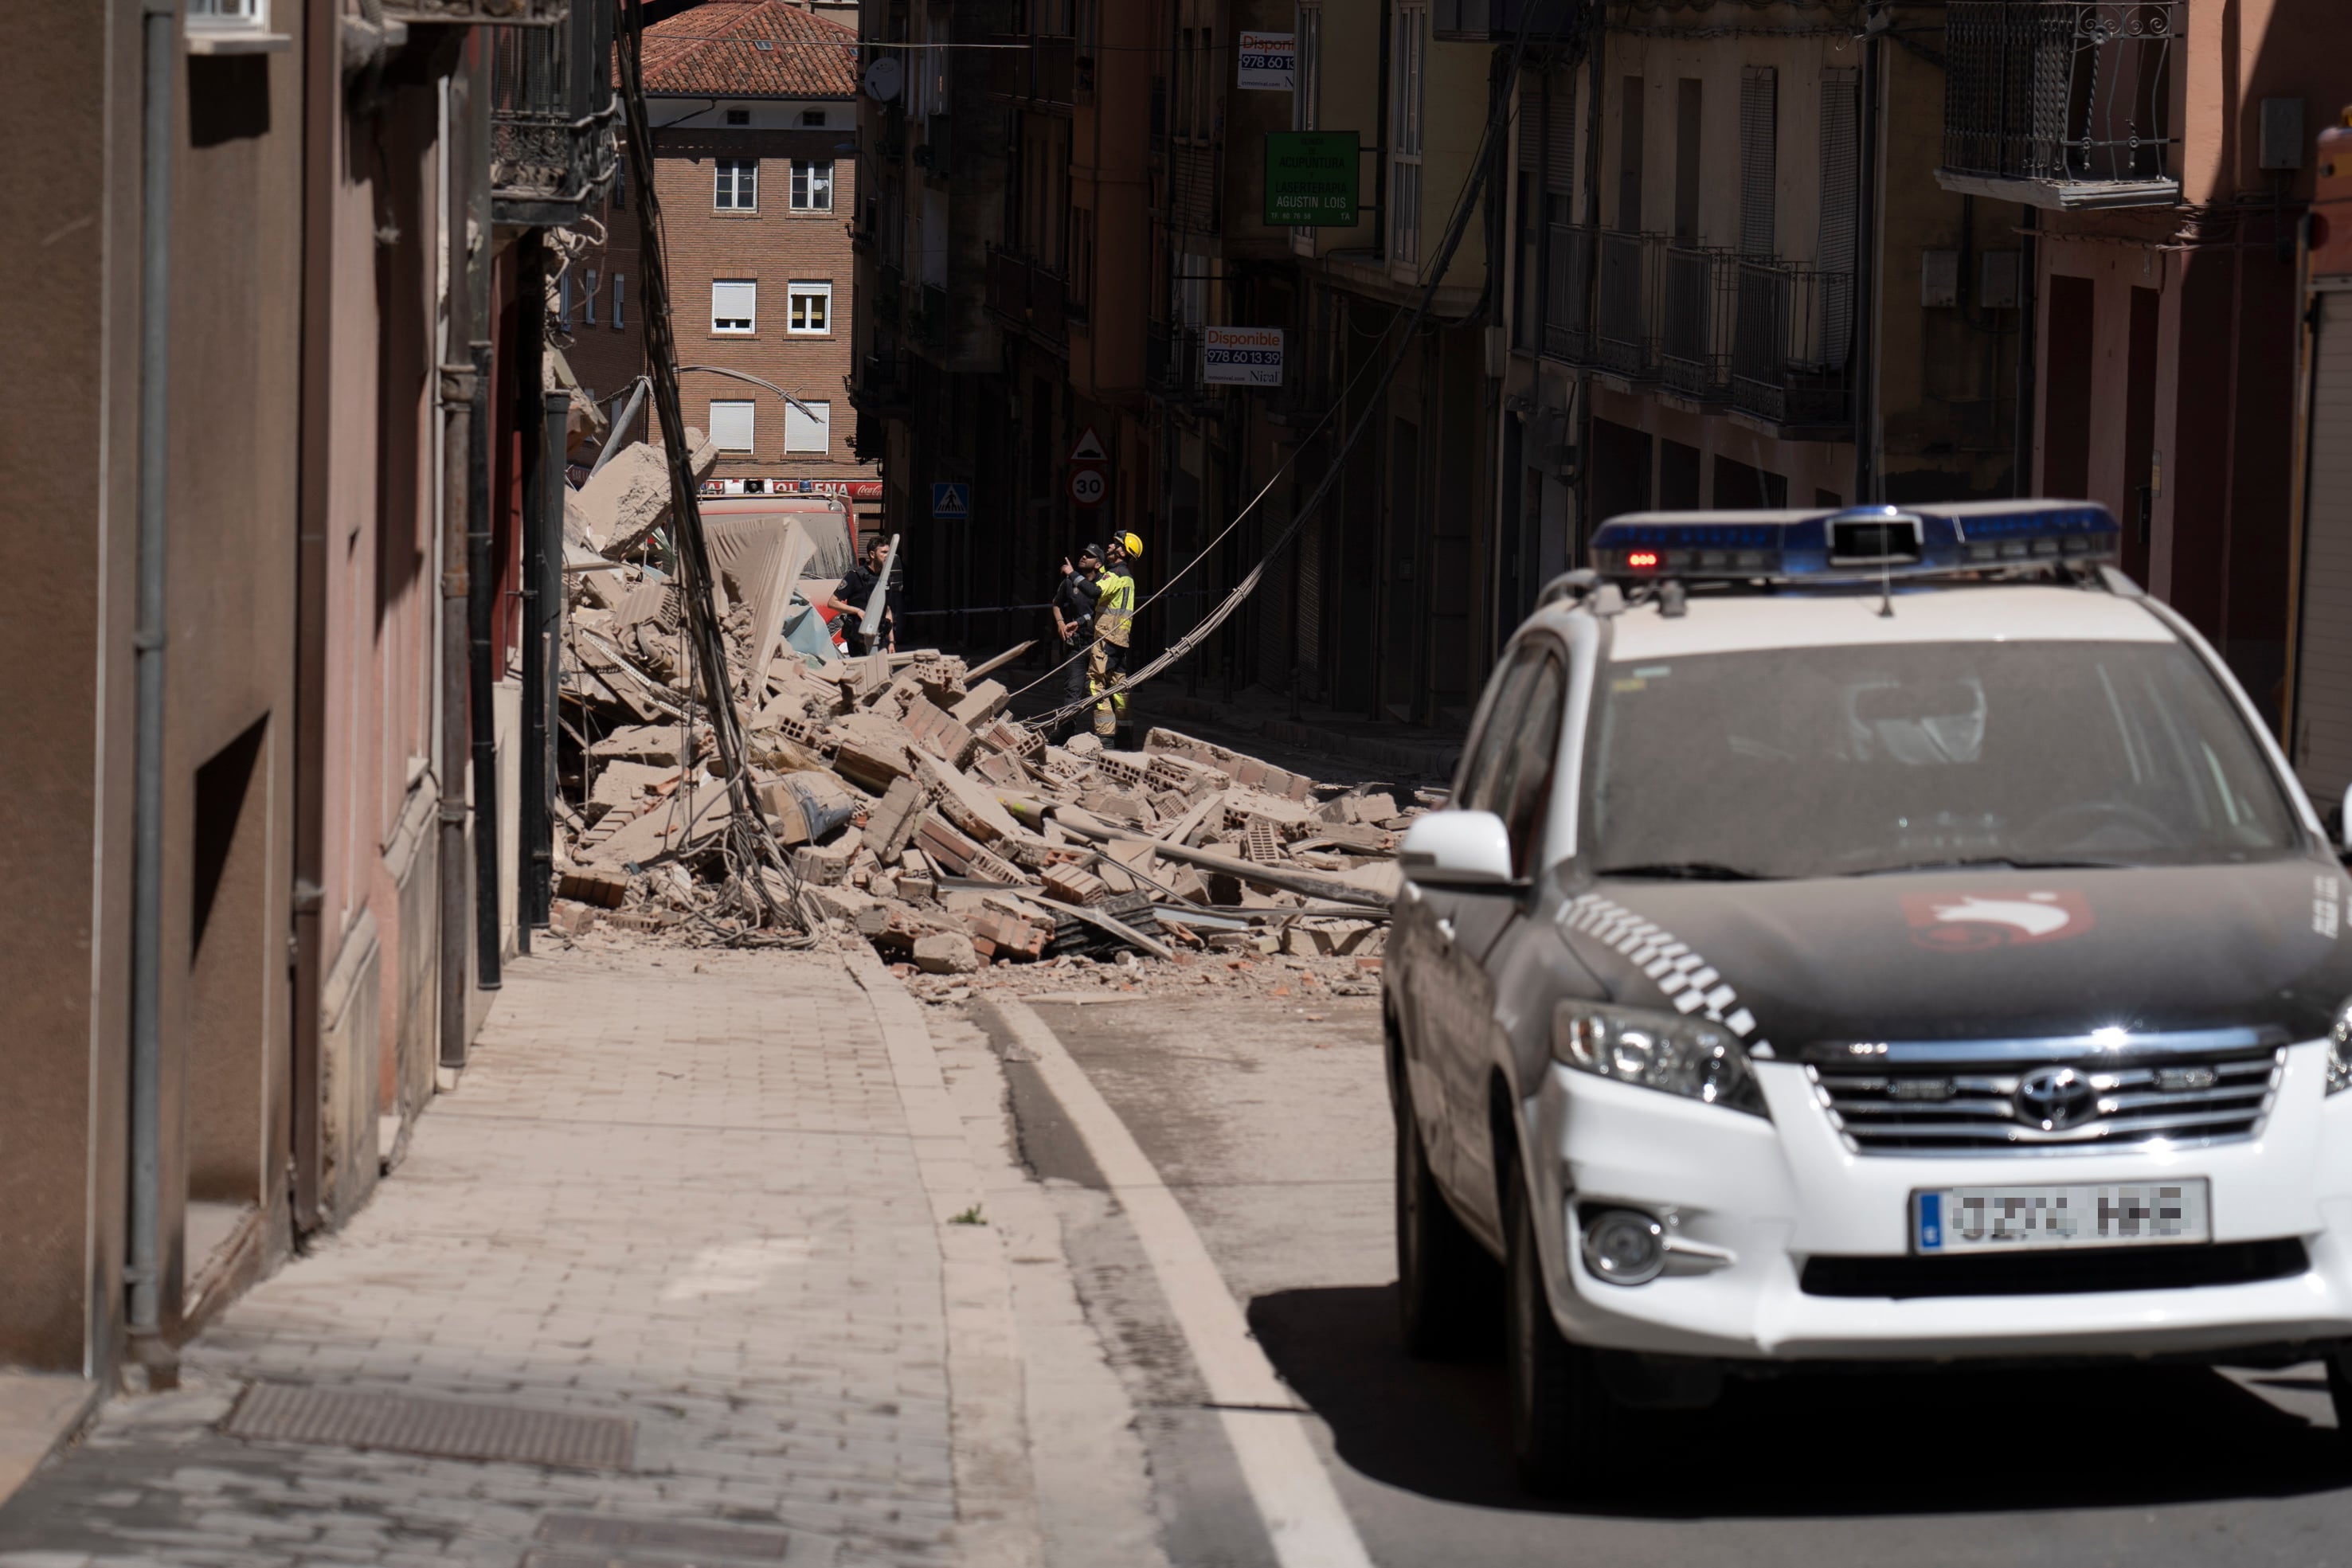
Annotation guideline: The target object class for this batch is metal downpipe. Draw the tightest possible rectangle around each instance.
[127,0,177,1371]
[536,385,569,925]
[467,338,501,990]
[436,361,475,1066]
[515,229,548,948]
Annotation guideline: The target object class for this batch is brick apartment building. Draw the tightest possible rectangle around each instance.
[569,0,877,517]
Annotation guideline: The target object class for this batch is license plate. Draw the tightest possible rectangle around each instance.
[1912,1180,2211,1253]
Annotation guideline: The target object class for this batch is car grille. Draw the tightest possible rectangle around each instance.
[1799,1238,2309,1299]
[1809,1048,2284,1155]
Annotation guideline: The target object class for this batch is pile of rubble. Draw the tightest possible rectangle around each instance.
[551,443,1426,973]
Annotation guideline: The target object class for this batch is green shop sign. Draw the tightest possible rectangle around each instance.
[1263,131,1359,227]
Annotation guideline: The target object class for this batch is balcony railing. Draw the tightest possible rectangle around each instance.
[1541,222,1596,363]
[987,34,1074,109]
[488,0,618,226]
[1593,231,1657,381]
[1729,260,1855,430]
[986,248,1069,348]
[1657,246,1735,404]
[387,0,562,24]
[1518,226,1853,432]
[851,349,914,414]
[873,261,904,327]
[1146,322,1206,401]
[1939,1,2182,208]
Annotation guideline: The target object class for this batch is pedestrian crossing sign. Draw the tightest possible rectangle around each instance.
[931,482,970,521]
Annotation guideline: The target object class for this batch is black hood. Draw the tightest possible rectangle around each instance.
[1561,858,2352,1058]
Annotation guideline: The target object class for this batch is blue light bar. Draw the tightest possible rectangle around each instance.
[1587,502,2121,582]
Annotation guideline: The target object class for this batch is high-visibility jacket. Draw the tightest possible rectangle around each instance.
[1093,569,1136,647]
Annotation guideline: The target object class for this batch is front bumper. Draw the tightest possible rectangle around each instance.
[1529,1040,2352,1361]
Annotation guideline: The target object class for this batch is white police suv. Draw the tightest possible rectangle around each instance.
[1388,501,2352,1495]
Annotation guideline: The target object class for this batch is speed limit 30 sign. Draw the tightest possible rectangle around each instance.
[1067,464,1107,507]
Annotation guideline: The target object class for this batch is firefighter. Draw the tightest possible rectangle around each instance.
[1053,542,1103,720]
[1089,531,1141,740]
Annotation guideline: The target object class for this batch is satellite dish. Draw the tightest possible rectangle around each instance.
[863,57,903,102]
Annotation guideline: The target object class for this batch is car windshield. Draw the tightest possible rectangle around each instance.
[1589,639,2303,880]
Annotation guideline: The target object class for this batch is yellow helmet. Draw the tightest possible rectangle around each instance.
[1116,530,1143,561]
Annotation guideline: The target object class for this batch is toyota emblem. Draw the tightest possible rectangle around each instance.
[2015,1066,2096,1131]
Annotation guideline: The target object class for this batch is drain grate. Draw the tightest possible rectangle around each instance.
[529,1513,799,1563]
[224,1383,635,1471]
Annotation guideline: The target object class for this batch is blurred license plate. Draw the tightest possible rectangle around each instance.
[1913,1180,2210,1253]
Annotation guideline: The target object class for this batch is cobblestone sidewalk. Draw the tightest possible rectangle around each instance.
[0,944,985,1568]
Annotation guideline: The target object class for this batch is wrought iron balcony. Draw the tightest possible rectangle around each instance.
[1540,221,1595,364]
[1729,260,1856,432]
[986,248,1069,349]
[488,0,617,226]
[388,0,562,24]
[851,349,914,415]
[985,33,1074,109]
[872,260,904,327]
[1146,322,1207,402]
[1593,230,1658,381]
[1657,246,1735,404]
[1938,1,2182,209]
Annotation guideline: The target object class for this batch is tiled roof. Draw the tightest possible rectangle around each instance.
[638,1,859,99]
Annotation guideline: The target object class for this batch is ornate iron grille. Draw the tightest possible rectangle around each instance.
[489,0,619,225]
[1942,1,2181,189]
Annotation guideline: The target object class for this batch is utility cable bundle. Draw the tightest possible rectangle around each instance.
[617,0,824,943]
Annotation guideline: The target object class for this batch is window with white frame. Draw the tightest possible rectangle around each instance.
[187,0,265,25]
[714,158,758,210]
[1389,2,1426,269]
[585,270,599,327]
[791,159,835,211]
[708,401,756,453]
[558,272,574,330]
[788,280,832,334]
[785,400,832,454]
[712,280,757,334]
[612,274,626,330]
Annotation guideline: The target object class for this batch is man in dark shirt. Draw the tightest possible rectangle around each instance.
[1054,544,1102,716]
[831,538,896,655]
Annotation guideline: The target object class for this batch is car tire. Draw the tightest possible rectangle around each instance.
[1395,1094,1492,1359]
[1505,1162,1610,1498]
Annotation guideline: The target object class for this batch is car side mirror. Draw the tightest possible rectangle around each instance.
[1400,811,1522,890]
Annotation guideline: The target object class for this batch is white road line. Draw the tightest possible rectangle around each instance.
[984,997,1378,1568]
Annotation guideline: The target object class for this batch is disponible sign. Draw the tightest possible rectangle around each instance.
[1236,31,1294,91]
[1202,326,1285,387]
[1263,131,1359,226]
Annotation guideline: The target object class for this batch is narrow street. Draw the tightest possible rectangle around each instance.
[10,723,2352,1566]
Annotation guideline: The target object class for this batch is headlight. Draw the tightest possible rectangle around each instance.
[2330,999,2352,1096]
[1552,1002,1770,1117]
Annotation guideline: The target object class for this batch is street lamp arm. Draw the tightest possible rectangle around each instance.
[677,364,820,421]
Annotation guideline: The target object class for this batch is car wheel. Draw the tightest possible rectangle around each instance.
[1505,1162,1610,1497]
[1395,1094,1493,1359]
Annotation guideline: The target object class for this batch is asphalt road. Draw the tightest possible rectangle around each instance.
[982,989,2352,1568]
